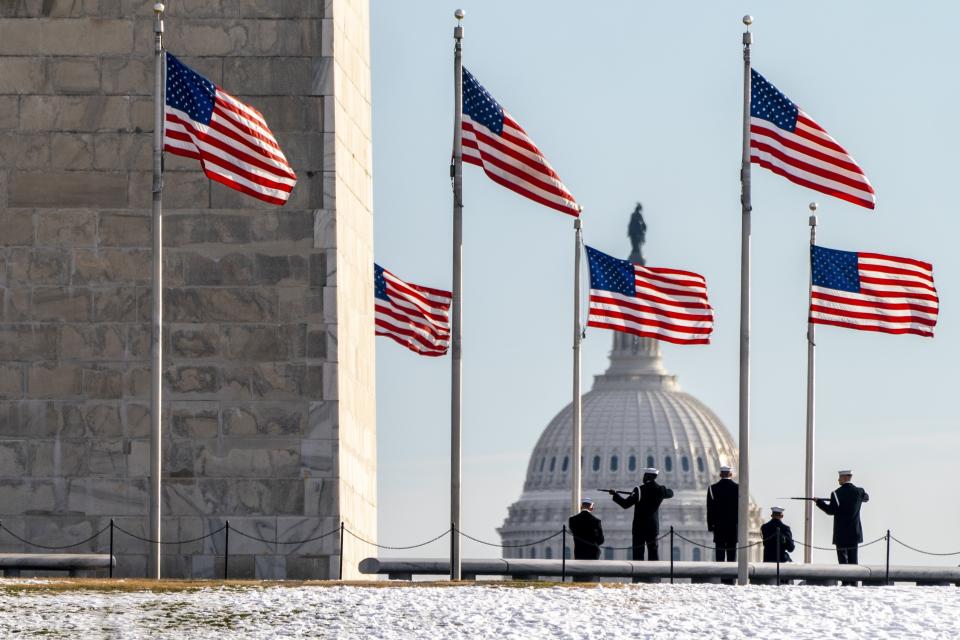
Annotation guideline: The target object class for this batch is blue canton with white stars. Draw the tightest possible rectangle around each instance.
[811,245,860,292]
[166,53,216,125]
[463,68,505,135]
[586,246,636,297]
[751,69,799,132]
[374,264,390,301]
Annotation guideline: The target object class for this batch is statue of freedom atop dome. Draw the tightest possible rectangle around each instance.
[628,203,646,265]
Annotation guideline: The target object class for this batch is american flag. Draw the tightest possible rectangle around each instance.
[810,245,938,337]
[163,53,297,206]
[461,68,579,217]
[585,246,714,345]
[375,264,452,356]
[751,70,875,210]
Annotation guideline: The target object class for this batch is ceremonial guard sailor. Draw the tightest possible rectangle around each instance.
[568,498,604,582]
[608,468,674,563]
[706,465,738,562]
[568,498,604,561]
[815,469,870,565]
[760,506,795,563]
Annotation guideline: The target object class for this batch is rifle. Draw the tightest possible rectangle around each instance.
[779,497,825,501]
[598,488,635,496]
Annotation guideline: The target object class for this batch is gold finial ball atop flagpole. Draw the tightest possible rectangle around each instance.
[742,15,753,26]
[809,202,818,212]
[454,9,465,20]
[153,2,164,14]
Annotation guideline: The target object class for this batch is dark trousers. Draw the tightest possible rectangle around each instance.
[631,539,660,583]
[715,544,736,562]
[837,547,858,565]
[632,540,659,561]
[837,546,859,585]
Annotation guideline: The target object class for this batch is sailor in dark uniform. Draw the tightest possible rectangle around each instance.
[815,469,870,565]
[706,465,738,562]
[760,506,795,563]
[568,498,604,582]
[568,498,604,560]
[608,467,674,562]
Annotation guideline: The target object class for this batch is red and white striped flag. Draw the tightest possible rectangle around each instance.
[750,70,875,210]
[585,246,714,345]
[375,264,452,356]
[461,68,579,217]
[163,53,297,206]
[810,245,938,337]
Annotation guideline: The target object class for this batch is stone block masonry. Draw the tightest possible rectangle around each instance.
[0,0,376,579]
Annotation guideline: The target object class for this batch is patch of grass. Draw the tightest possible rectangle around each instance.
[0,578,625,593]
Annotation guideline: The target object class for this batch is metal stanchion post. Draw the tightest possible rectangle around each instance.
[339,522,345,581]
[450,521,456,581]
[561,526,567,583]
[224,520,230,581]
[109,519,115,579]
[669,526,674,584]
[776,534,781,586]
[885,529,891,586]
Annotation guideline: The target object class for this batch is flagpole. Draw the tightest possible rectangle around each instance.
[803,203,818,563]
[736,14,753,587]
[150,1,165,580]
[571,217,583,517]
[450,8,465,582]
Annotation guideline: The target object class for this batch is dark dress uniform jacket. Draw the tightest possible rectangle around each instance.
[613,481,674,539]
[815,483,870,546]
[568,510,604,560]
[706,478,738,544]
[760,519,795,563]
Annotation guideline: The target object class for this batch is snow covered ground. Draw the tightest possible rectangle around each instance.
[1,581,957,639]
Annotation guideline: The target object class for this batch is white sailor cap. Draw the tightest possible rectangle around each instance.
[771,506,785,514]
[719,465,732,473]
[581,498,594,506]
[837,469,853,476]
[643,467,659,475]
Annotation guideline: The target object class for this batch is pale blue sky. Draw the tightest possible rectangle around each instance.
[369,1,959,565]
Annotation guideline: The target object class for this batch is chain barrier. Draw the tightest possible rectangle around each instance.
[590,530,673,551]
[6,519,960,570]
[792,535,886,552]
[456,527,562,549]
[230,525,341,546]
[0,522,110,551]
[565,529,672,552]
[112,524,226,546]
[673,531,772,551]
[345,526,451,550]
[891,536,960,557]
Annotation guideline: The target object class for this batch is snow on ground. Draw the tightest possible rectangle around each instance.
[1,582,957,639]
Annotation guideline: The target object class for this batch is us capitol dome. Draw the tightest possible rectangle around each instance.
[498,207,762,562]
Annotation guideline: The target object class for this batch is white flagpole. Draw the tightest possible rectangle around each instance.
[571,217,583,517]
[150,1,165,580]
[736,14,753,587]
[803,203,818,562]
[450,8,465,582]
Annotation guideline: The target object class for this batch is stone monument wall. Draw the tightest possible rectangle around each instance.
[0,0,376,579]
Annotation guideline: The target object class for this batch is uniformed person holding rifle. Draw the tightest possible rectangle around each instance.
[605,467,674,567]
[815,469,870,565]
